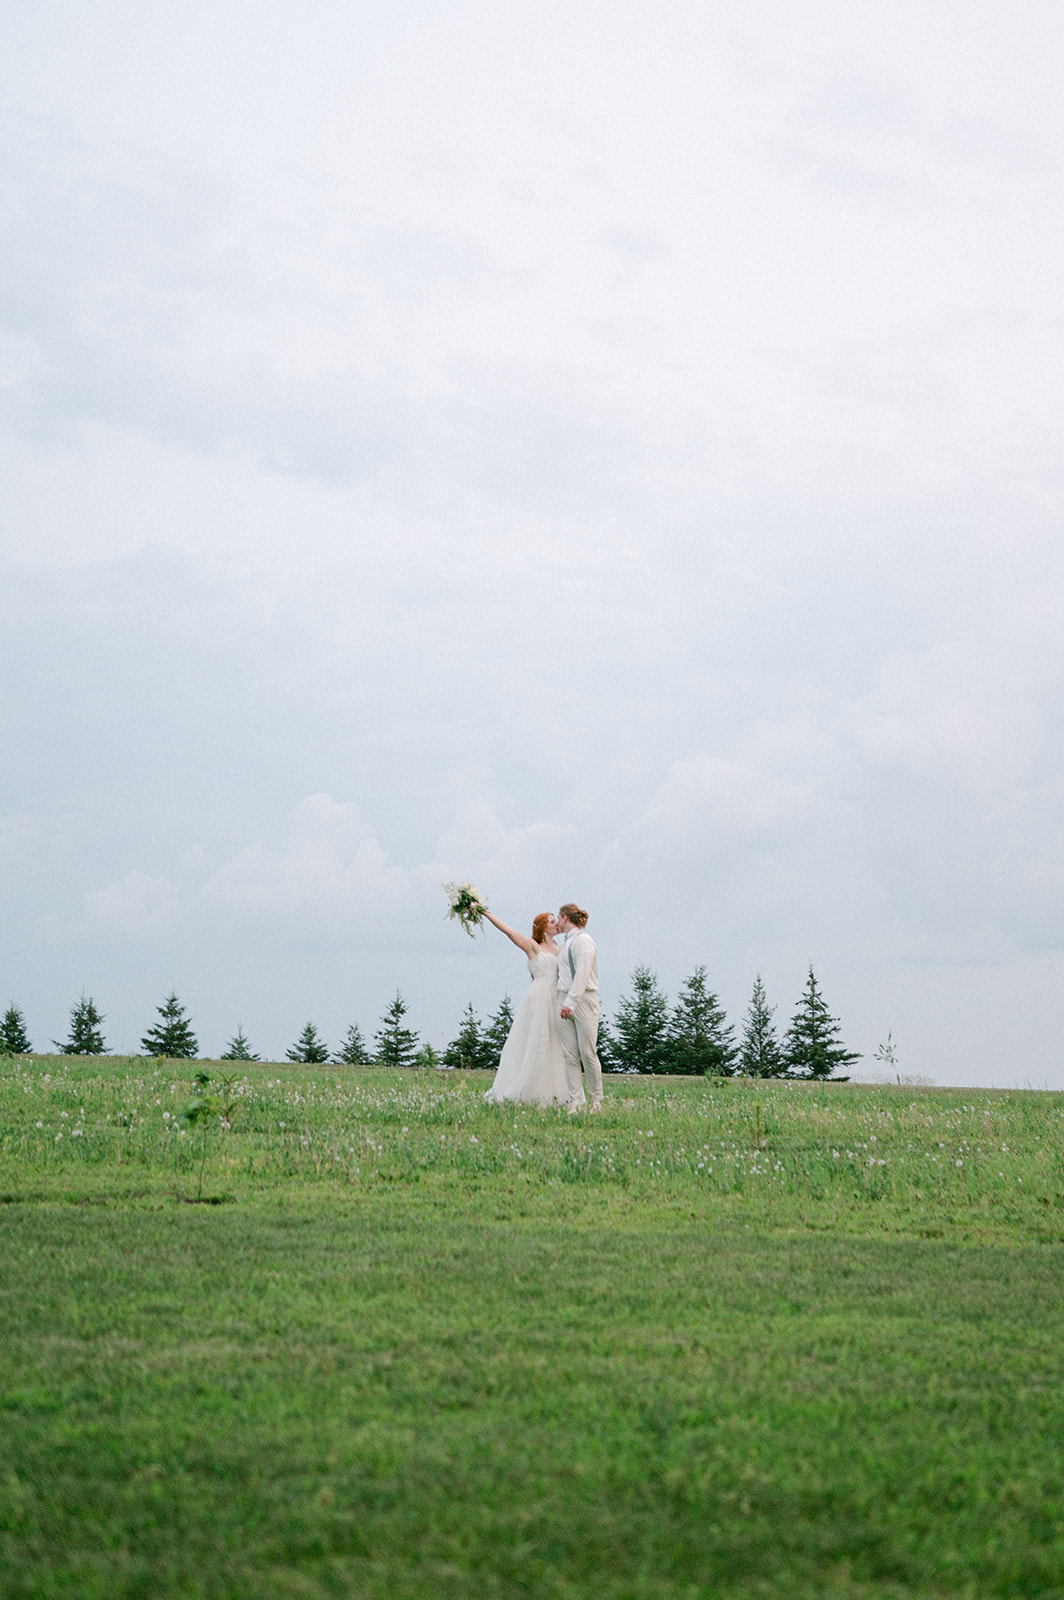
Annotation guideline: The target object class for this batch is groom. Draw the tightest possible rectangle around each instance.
[556,903,604,1113]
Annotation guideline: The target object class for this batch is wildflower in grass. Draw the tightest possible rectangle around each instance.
[180,1071,222,1199]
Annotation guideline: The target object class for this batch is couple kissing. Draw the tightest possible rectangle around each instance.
[481,903,604,1112]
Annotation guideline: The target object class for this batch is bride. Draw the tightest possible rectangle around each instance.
[481,909,575,1107]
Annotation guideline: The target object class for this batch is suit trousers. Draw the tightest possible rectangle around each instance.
[558,995,603,1105]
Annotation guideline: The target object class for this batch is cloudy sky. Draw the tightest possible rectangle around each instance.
[3,1,1063,1082]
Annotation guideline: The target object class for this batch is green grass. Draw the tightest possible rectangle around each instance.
[2,1060,1064,1597]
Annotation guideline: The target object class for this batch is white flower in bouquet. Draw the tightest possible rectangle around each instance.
[443,881,488,937]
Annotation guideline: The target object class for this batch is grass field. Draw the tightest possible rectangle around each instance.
[3,1058,1064,1598]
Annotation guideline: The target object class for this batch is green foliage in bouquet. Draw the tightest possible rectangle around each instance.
[444,881,488,937]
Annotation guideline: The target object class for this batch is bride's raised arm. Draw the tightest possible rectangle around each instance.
[482,909,540,959]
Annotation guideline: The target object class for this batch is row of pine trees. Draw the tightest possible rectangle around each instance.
[0,965,859,1080]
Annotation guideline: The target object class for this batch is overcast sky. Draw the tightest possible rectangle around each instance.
[2,1,1064,1083]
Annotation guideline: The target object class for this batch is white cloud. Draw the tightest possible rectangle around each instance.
[846,645,1047,791]
[200,794,436,944]
[83,870,181,933]
[618,751,818,860]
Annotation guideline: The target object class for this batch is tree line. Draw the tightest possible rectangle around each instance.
[0,965,859,1080]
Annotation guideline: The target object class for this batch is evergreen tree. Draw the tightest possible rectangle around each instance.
[374,992,419,1069]
[482,995,514,1070]
[0,1003,32,1056]
[598,1012,623,1073]
[668,966,737,1076]
[286,1022,330,1063]
[443,1002,494,1071]
[739,975,785,1078]
[414,1042,441,1070]
[57,995,107,1056]
[141,991,198,1059]
[220,1026,260,1062]
[783,966,860,1080]
[335,1023,371,1065]
[611,966,673,1074]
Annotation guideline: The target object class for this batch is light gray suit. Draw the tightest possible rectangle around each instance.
[556,929,603,1107]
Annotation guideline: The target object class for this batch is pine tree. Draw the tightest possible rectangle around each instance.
[611,966,673,1074]
[0,1004,32,1055]
[335,1023,371,1065]
[482,996,514,1069]
[598,1013,622,1073]
[57,995,107,1056]
[668,966,737,1076]
[141,991,198,1059]
[443,1002,493,1071]
[414,1042,441,1070]
[286,1022,330,1063]
[374,992,419,1069]
[783,966,860,1080]
[220,1026,260,1062]
[739,975,785,1078]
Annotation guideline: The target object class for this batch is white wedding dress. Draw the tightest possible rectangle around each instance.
[484,947,574,1107]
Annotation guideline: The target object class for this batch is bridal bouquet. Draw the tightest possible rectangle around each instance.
[444,881,488,938]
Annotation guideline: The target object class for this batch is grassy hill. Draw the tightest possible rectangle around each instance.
[2,1060,1063,1597]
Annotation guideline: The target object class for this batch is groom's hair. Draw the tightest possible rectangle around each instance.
[559,903,588,928]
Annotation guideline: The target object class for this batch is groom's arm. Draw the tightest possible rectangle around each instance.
[566,934,594,1007]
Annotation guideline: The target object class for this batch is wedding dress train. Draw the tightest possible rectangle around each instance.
[484,947,574,1107]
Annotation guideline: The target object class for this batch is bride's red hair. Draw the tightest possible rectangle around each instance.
[532,913,552,944]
